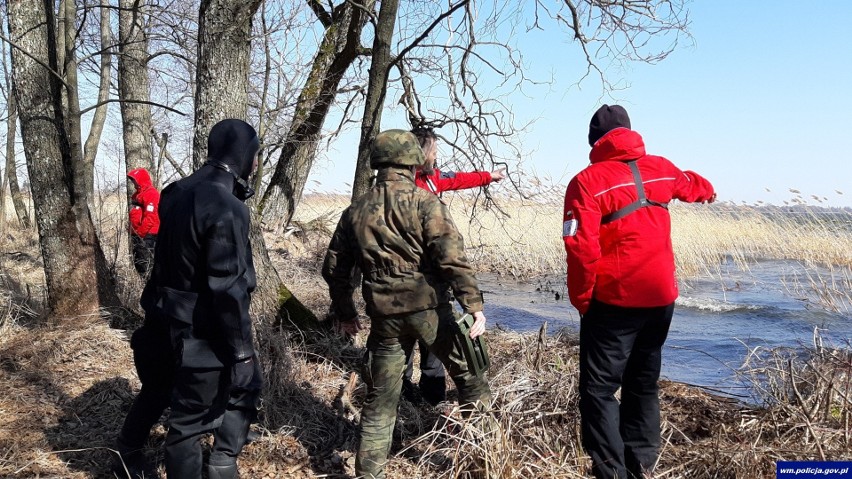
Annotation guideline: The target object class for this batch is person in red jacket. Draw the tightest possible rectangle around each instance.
[403,126,506,406]
[563,105,715,479]
[127,168,160,276]
[413,126,506,194]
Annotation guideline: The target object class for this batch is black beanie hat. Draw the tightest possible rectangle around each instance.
[588,104,631,146]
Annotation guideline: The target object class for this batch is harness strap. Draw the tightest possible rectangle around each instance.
[422,175,448,204]
[425,177,439,194]
[600,160,669,224]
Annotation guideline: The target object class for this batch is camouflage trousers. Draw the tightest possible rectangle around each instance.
[355,303,493,479]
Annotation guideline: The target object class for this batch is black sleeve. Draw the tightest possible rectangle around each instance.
[205,203,254,361]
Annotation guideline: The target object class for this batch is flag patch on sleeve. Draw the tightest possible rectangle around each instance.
[563,219,578,237]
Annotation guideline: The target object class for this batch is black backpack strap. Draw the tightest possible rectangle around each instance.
[601,160,669,224]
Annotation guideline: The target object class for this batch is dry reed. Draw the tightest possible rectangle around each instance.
[289,193,852,312]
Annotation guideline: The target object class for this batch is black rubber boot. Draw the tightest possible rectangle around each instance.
[244,429,261,444]
[164,437,203,479]
[401,377,423,404]
[419,375,447,406]
[207,462,239,479]
[112,438,158,479]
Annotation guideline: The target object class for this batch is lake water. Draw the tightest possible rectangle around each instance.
[478,258,852,400]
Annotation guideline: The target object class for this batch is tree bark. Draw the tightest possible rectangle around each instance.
[117,0,156,273]
[351,0,399,200]
[8,0,118,319]
[259,0,373,225]
[61,0,88,210]
[191,0,319,328]
[4,94,31,228]
[248,220,319,331]
[0,160,5,234]
[82,0,113,192]
[191,0,262,169]
[117,0,156,176]
[55,0,68,114]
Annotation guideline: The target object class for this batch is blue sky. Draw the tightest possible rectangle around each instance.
[308,1,852,207]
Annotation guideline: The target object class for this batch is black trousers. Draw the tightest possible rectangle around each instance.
[579,299,674,479]
[403,302,450,404]
[119,320,175,448]
[131,234,156,277]
[164,357,262,478]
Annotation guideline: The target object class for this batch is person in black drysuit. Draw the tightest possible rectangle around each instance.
[152,118,262,479]
[112,293,175,478]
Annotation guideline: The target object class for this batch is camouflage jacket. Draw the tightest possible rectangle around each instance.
[322,167,483,319]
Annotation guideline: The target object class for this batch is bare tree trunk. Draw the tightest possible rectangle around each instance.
[8,0,118,318]
[0,162,5,235]
[153,131,186,181]
[191,0,318,327]
[248,220,318,331]
[351,0,399,200]
[4,94,31,228]
[252,0,272,196]
[117,0,155,174]
[55,0,68,114]
[82,0,113,182]
[259,0,373,225]
[188,0,316,328]
[191,0,262,169]
[116,0,155,275]
[61,0,89,211]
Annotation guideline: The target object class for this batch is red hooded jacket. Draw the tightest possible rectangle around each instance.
[415,168,492,194]
[128,168,160,237]
[562,128,715,314]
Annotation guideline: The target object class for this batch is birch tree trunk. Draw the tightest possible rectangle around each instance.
[351,0,399,200]
[7,0,118,319]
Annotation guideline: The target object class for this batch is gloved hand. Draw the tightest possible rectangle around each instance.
[231,357,254,389]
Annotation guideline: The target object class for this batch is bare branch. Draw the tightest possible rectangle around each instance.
[0,32,71,89]
[344,0,378,26]
[308,0,334,27]
[153,129,188,178]
[389,0,469,70]
[79,98,187,116]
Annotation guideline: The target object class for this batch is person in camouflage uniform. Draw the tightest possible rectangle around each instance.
[402,126,507,406]
[322,129,493,479]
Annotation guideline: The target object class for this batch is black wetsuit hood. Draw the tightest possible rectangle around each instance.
[206,119,260,200]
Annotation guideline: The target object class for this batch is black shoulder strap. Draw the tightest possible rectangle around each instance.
[600,160,669,224]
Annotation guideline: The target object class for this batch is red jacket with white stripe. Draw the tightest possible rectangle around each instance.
[128,168,160,238]
[562,128,715,314]
[415,168,492,194]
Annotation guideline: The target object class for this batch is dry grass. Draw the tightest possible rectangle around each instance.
[658,331,852,477]
[0,192,850,478]
[5,309,847,478]
[0,319,136,478]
